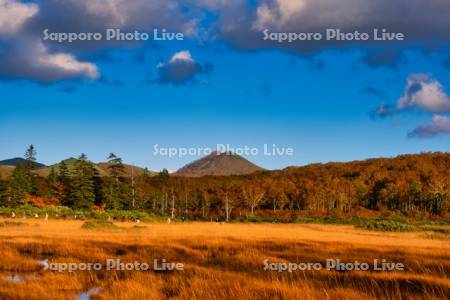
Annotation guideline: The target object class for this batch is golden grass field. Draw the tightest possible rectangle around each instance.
[0,219,449,299]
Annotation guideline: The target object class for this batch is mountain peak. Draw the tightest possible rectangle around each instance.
[175,152,263,177]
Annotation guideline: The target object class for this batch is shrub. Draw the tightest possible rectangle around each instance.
[81,220,118,230]
[357,219,416,232]
[0,205,165,222]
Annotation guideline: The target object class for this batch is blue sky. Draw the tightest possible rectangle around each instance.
[1,0,450,171]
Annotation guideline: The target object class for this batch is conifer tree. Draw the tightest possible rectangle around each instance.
[57,160,72,206]
[24,144,37,171]
[46,167,59,198]
[8,164,32,206]
[69,154,95,209]
[58,161,69,181]
[107,153,125,180]
[0,179,9,207]
[24,144,37,194]
[104,153,130,209]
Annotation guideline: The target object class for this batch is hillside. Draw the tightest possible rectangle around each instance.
[97,162,154,177]
[0,157,46,169]
[0,165,15,179]
[0,157,153,178]
[36,158,107,177]
[0,152,449,218]
[36,158,152,178]
[175,151,264,177]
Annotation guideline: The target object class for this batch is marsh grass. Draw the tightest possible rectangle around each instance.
[421,225,450,234]
[423,232,450,240]
[0,221,29,228]
[81,220,119,230]
[81,221,148,233]
[0,220,449,299]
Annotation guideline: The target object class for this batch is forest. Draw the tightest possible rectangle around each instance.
[0,146,449,221]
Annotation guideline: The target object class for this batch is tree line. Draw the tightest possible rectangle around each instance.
[0,146,449,220]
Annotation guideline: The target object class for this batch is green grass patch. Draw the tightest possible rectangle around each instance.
[81,220,119,230]
[0,205,166,222]
[237,216,281,223]
[294,216,370,226]
[357,219,417,232]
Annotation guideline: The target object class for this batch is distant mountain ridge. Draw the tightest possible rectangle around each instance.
[37,159,152,178]
[175,151,264,177]
[0,157,152,178]
[0,157,46,169]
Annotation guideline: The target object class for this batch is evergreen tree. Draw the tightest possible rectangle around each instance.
[46,167,59,198]
[104,153,129,209]
[57,161,72,206]
[24,144,37,195]
[107,153,125,180]
[8,164,32,207]
[24,144,37,171]
[58,161,69,181]
[69,154,95,209]
[0,179,8,207]
[92,168,104,207]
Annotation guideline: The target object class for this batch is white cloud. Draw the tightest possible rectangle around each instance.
[155,50,212,84]
[408,115,450,138]
[397,74,450,113]
[0,0,197,82]
[32,0,196,36]
[217,0,450,60]
[35,44,99,80]
[170,50,194,63]
[83,0,127,26]
[372,74,450,138]
[253,0,305,30]
[0,0,38,35]
[0,40,99,82]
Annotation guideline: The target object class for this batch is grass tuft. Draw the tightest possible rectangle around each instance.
[357,219,416,232]
[0,220,29,228]
[81,220,118,230]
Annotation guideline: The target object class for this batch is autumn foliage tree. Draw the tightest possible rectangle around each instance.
[0,152,449,220]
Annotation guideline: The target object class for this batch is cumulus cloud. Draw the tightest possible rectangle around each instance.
[0,0,202,82]
[0,0,37,35]
[253,0,306,30]
[372,74,450,118]
[371,74,450,138]
[0,0,101,82]
[26,0,198,50]
[1,0,450,81]
[397,74,450,114]
[216,0,450,65]
[0,39,99,82]
[155,50,213,85]
[36,0,187,30]
[408,115,450,138]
